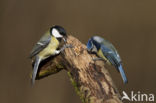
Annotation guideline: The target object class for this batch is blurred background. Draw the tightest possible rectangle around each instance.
[0,0,156,103]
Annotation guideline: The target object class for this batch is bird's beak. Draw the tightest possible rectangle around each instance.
[63,37,67,43]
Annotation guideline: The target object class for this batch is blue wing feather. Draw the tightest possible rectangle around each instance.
[118,65,128,83]
[101,45,120,66]
[100,44,127,83]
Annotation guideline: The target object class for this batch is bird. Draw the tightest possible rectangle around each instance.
[86,36,128,84]
[30,25,68,85]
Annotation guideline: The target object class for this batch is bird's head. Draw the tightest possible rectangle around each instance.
[50,25,67,42]
[87,36,104,53]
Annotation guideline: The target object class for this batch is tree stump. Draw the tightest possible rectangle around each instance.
[33,35,122,103]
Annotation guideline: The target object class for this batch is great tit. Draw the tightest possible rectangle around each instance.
[30,25,68,85]
[87,36,128,84]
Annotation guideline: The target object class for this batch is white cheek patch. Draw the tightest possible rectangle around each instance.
[52,28,63,38]
[92,45,97,52]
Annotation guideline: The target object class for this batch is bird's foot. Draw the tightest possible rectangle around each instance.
[60,44,73,52]
[92,58,106,62]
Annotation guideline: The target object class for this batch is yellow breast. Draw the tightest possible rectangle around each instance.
[39,37,59,59]
[97,49,111,65]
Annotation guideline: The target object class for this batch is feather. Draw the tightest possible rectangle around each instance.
[101,44,128,83]
[118,65,128,84]
[32,56,41,85]
[30,33,51,58]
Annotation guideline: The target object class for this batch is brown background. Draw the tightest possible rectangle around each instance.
[0,0,156,103]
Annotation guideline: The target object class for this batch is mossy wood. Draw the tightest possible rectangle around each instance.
[33,35,122,103]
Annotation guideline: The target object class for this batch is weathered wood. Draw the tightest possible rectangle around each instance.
[34,35,122,103]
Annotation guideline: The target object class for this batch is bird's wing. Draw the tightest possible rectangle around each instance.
[101,43,128,83]
[102,39,118,54]
[101,45,120,68]
[102,39,121,61]
[30,33,51,58]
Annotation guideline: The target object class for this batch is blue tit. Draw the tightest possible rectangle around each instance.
[30,25,67,85]
[87,36,128,84]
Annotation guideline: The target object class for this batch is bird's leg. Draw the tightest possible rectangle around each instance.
[93,57,103,61]
[55,44,73,55]
[59,44,73,52]
[92,57,107,63]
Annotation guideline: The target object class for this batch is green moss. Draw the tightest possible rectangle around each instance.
[37,64,63,79]
[67,72,86,103]
[56,64,64,69]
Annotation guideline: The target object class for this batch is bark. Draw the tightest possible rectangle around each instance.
[34,35,122,103]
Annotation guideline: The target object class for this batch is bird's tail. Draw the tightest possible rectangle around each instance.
[32,56,41,85]
[118,65,128,84]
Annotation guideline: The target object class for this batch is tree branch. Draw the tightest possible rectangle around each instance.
[34,35,122,103]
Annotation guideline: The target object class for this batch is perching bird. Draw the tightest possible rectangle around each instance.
[30,25,68,85]
[86,36,128,83]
